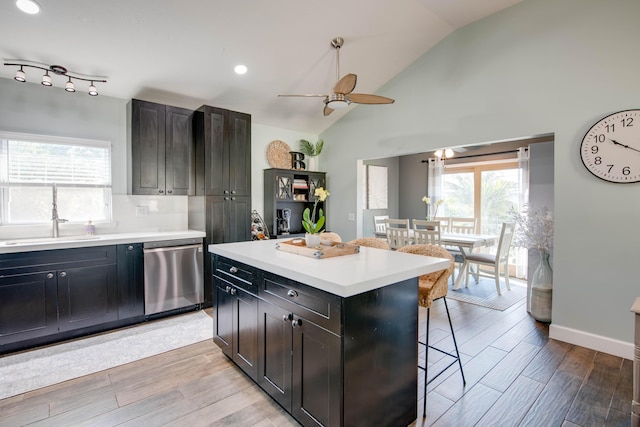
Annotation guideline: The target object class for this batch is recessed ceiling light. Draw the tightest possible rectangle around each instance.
[234,65,247,75]
[16,0,41,14]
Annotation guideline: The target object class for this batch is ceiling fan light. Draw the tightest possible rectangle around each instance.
[41,72,52,86]
[328,99,350,109]
[444,148,455,158]
[88,83,98,96]
[65,78,75,92]
[14,67,26,82]
[434,150,443,158]
[16,0,40,14]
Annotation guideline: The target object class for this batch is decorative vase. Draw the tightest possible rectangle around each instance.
[530,251,553,323]
[307,156,319,172]
[305,233,321,248]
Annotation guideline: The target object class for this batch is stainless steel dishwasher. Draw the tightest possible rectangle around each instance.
[143,238,204,316]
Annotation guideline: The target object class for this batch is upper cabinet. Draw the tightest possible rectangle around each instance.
[194,106,251,197]
[129,99,194,196]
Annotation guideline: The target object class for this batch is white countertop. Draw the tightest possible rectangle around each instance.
[208,239,450,298]
[0,230,206,254]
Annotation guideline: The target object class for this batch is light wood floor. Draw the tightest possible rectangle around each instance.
[0,299,632,426]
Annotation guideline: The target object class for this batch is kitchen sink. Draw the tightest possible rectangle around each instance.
[2,235,101,245]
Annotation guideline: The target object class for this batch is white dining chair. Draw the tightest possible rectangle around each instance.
[373,215,389,238]
[384,218,411,249]
[461,222,516,295]
[412,219,441,245]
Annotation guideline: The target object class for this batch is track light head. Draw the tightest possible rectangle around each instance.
[88,82,98,96]
[14,67,26,82]
[65,78,75,92]
[41,71,52,86]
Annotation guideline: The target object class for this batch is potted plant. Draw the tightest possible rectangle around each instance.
[299,139,324,171]
[302,187,329,247]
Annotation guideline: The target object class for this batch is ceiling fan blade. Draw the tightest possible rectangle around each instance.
[334,73,357,95]
[348,93,395,105]
[323,105,334,116]
[278,94,328,98]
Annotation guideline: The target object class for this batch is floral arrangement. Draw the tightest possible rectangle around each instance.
[510,205,554,253]
[422,196,444,220]
[302,187,330,234]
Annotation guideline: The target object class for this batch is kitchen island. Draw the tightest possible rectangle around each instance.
[209,239,449,427]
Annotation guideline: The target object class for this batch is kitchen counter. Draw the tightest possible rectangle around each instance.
[0,230,206,254]
[208,238,449,297]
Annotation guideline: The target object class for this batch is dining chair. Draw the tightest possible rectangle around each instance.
[373,215,389,238]
[396,244,465,417]
[447,217,478,283]
[384,218,411,249]
[433,217,450,233]
[462,222,516,295]
[347,237,390,250]
[449,217,478,234]
[412,219,441,245]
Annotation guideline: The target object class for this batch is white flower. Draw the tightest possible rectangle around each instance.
[511,205,553,253]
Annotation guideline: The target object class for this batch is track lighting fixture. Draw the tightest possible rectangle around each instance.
[4,61,107,96]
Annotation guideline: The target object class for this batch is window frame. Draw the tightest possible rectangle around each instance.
[0,131,113,226]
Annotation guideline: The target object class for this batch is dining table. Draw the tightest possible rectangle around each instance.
[438,232,498,289]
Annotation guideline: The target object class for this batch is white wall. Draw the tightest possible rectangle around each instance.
[319,0,640,357]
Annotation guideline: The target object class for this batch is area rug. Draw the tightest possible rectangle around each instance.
[447,274,527,311]
[0,309,213,400]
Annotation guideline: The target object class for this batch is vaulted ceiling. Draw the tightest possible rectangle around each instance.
[0,0,522,134]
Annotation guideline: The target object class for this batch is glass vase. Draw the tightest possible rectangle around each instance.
[305,233,322,248]
[530,251,553,323]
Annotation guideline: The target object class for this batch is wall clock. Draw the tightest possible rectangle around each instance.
[580,109,640,183]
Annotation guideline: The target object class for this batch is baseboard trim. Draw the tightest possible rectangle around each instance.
[549,324,633,360]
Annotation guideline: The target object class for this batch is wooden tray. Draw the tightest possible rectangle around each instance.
[275,239,360,259]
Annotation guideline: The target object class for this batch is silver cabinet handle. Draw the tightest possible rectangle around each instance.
[231,190,237,194]
[47,273,54,279]
[230,288,236,296]
[291,318,302,328]
[287,289,298,298]
[225,285,231,293]
[230,266,238,273]
[283,313,293,322]
[128,245,134,251]
[59,271,67,278]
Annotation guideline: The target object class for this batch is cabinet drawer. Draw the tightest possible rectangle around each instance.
[260,272,341,335]
[214,256,256,293]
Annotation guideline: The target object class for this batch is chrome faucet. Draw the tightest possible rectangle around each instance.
[51,183,68,238]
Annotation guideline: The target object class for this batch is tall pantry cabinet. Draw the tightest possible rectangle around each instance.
[189,105,252,307]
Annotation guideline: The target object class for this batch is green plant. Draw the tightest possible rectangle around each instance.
[302,187,330,234]
[299,139,324,158]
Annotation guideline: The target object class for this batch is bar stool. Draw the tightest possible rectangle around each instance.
[396,244,466,417]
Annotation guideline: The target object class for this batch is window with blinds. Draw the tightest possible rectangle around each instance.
[0,132,112,225]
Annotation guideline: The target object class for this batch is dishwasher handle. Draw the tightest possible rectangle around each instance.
[143,243,203,254]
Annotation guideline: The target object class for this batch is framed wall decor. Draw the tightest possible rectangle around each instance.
[366,165,388,209]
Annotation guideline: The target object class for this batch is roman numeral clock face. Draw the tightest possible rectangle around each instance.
[580,109,640,183]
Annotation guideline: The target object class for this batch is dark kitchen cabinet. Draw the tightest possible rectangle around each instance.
[0,246,119,353]
[194,106,251,197]
[116,243,144,321]
[206,195,251,244]
[263,169,327,238]
[213,256,258,380]
[211,253,419,427]
[190,105,252,307]
[257,273,341,427]
[129,99,194,196]
[0,271,58,346]
[57,263,118,332]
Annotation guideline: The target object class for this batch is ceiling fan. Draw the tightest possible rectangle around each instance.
[278,37,395,116]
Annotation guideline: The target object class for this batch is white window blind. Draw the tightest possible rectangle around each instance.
[0,132,112,225]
